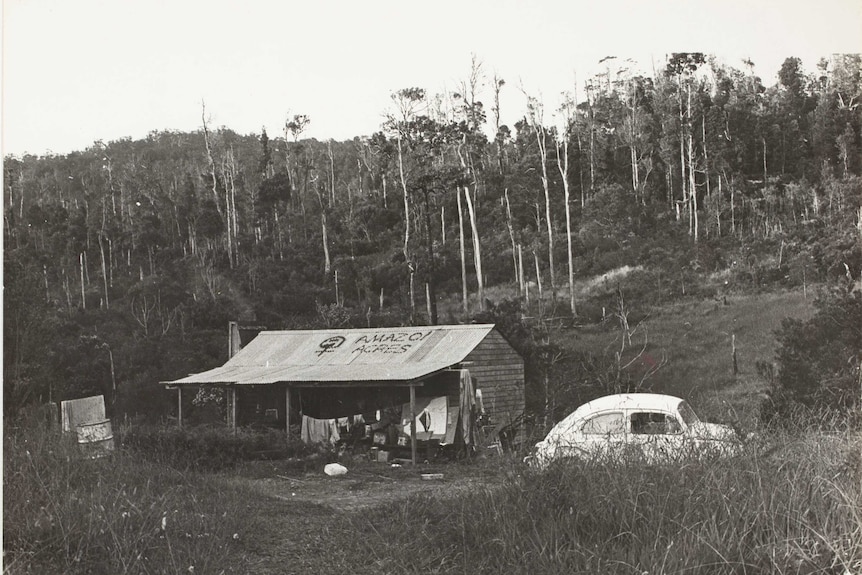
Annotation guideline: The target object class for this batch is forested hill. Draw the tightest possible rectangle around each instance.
[4,54,861,420]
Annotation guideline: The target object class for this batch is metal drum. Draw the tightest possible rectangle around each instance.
[76,419,115,458]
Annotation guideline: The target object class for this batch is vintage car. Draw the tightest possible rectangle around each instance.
[526,393,742,468]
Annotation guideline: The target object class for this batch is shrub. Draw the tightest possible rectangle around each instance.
[761,289,861,424]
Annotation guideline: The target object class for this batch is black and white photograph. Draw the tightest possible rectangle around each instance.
[3,0,861,572]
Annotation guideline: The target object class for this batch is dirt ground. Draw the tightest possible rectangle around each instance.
[233,455,506,512]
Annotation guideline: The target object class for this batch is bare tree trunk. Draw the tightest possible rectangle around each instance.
[397,137,410,264]
[79,252,86,310]
[223,149,240,269]
[224,169,234,268]
[321,212,331,274]
[457,187,469,313]
[716,173,722,237]
[492,74,506,176]
[689,126,698,242]
[702,116,711,220]
[678,77,688,230]
[99,200,110,309]
[587,91,596,201]
[526,98,556,302]
[505,189,518,287]
[202,102,222,216]
[463,186,484,311]
[518,244,525,298]
[533,250,544,317]
[98,234,109,309]
[628,79,640,201]
[328,140,336,205]
[557,139,576,317]
[456,139,484,312]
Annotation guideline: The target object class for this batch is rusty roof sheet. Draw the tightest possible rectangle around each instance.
[164,324,496,386]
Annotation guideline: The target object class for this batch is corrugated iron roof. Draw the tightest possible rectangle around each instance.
[164,324,495,386]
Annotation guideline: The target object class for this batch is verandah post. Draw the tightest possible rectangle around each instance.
[410,384,417,465]
[285,386,291,437]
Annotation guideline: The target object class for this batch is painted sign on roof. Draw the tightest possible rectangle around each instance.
[165,324,496,386]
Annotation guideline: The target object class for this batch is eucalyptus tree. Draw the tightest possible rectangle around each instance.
[665,52,706,241]
[557,91,578,316]
[524,93,557,304]
[452,60,489,313]
[384,87,427,319]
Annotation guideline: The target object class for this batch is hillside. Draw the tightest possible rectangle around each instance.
[556,289,815,421]
[4,54,861,425]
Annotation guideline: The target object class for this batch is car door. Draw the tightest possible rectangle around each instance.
[625,410,685,462]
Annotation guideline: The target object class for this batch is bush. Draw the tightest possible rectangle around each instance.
[761,289,861,424]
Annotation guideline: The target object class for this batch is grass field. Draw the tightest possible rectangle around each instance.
[5,422,859,574]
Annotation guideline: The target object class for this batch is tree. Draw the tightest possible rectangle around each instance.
[666,52,706,241]
[557,91,578,316]
[453,57,489,312]
[385,87,427,320]
[524,93,557,304]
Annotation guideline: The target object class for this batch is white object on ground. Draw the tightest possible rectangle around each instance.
[323,463,348,476]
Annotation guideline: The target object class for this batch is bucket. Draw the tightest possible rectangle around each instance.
[76,419,115,458]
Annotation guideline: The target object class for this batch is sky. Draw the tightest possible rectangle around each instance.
[2,0,861,157]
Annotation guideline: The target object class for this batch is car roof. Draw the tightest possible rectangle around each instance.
[572,393,684,419]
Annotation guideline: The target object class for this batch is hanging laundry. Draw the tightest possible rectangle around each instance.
[459,370,477,446]
[300,415,341,444]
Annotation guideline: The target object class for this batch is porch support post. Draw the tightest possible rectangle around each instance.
[177,388,183,428]
[285,386,291,437]
[409,384,417,465]
[229,387,237,433]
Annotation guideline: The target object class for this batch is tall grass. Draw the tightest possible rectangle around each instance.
[354,430,861,574]
[119,423,320,472]
[2,414,266,574]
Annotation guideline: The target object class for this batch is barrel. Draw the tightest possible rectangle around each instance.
[76,419,115,458]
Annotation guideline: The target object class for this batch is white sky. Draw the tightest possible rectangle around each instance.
[2,0,861,157]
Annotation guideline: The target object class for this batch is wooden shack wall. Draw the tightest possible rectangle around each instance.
[464,330,525,434]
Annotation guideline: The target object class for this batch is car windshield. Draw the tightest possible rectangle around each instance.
[677,401,700,425]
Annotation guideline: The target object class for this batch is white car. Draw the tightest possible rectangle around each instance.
[527,393,741,468]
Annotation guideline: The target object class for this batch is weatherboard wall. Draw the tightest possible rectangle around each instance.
[463,330,525,434]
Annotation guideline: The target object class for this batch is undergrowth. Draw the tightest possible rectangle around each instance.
[2,414,271,574]
[118,423,320,472]
[353,429,862,574]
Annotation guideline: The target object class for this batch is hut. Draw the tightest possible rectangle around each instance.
[162,324,524,462]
